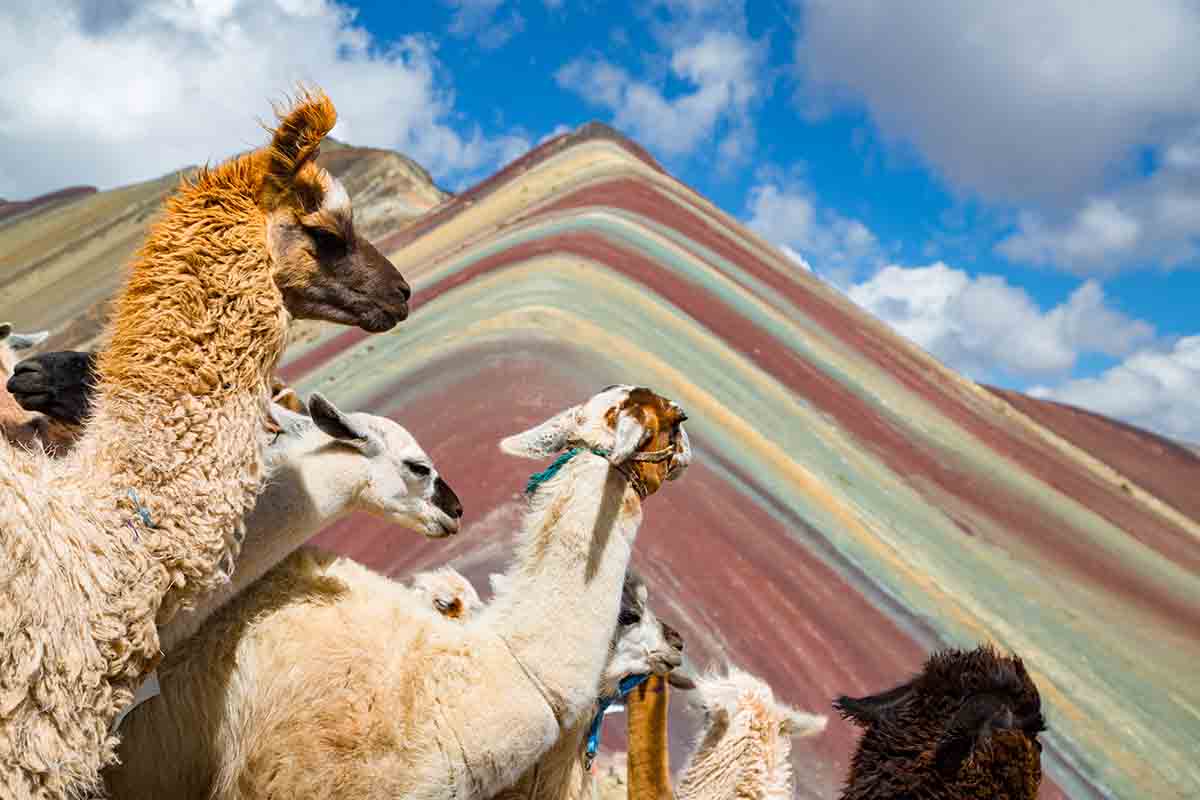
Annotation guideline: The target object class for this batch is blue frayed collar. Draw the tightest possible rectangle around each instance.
[524,447,610,496]
[583,673,649,771]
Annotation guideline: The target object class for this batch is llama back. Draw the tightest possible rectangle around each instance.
[0,444,164,799]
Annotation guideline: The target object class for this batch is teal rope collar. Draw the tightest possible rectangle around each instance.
[583,673,649,771]
[524,447,610,496]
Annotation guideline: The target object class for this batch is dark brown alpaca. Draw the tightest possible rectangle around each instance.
[835,644,1046,800]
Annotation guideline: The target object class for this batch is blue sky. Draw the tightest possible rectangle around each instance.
[1,0,1198,440]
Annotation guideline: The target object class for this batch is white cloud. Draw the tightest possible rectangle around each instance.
[443,0,525,50]
[996,133,1200,274]
[1030,336,1200,441]
[0,0,528,199]
[555,28,764,160]
[796,1,1200,276]
[745,182,881,280]
[796,0,1200,204]
[845,263,1154,381]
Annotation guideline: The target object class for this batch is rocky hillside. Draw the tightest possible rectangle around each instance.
[2,127,1197,799]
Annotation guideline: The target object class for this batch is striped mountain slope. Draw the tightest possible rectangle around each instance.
[1,124,1197,799]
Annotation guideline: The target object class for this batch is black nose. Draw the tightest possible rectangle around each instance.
[434,477,463,519]
[399,280,412,302]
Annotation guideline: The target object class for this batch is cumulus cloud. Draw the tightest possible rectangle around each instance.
[1030,336,1200,441]
[796,0,1200,204]
[443,0,525,50]
[796,1,1200,275]
[745,182,881,281]
[0,0,529,199]
[996,131,1200,274]
[555,5,764,162]
[845,263,1154,381]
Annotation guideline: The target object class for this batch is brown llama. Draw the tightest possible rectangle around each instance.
[835,644,1046,800]
[0,89,410,800]
[626,673,679,800]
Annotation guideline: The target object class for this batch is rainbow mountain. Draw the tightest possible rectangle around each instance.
[2,124,1198,800]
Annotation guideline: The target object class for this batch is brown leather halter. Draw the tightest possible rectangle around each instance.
[611,422,683,499]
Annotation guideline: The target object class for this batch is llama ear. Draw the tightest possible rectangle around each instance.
[499,406,580,459]
[608,408,647,466]
[781,708,828,739]
[262,88,336,206]
[309,392,380,456]
[8,330,49,351]
[833,678,918,728]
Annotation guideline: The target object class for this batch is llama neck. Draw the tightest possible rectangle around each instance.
[503,713,596,800]
[482,452,643,727]
[159,426,362,651]
[73,160,289,620]
[627,675,675,800]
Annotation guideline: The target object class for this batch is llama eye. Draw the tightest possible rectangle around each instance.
[306,226,346,255]
[405,461,431,477]
[618,610,641,626]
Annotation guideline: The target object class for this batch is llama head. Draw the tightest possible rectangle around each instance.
[600,569,685,697]
[499,385,691,497]
[256,90,411,333]
[411,567,482,620]
[690,667,827,742]
[7,350,97,426]
[686,668,826,794]
[834,644,1045,798]
[679,667,826,799]
[0,324,49,375]
[303,392,463,537]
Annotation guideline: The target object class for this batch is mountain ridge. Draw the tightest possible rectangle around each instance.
[1,124,1197,799]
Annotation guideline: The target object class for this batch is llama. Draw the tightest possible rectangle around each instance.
[5,354,462,653]
[0,89,411,799]
[834,644,1045,800]
[673,668,827,800]
[0,323,75,454]
[625,673,676,800]
[105,562,681,800]
[158,392,462,652]
[107,384,690,799]
[489,569,685,800]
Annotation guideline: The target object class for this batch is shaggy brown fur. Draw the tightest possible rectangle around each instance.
[0,89,408,800]
[835,644,1045,800]
[626,674,675,800]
